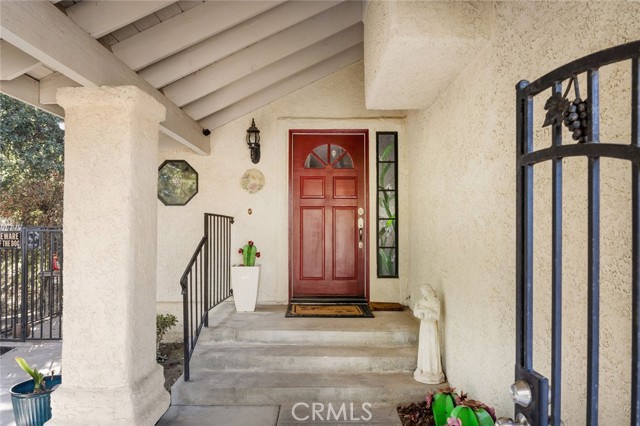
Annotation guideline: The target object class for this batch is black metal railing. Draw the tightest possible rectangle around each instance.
[514,40,639,426]
[180,213,233,381]
[1,226,63,341]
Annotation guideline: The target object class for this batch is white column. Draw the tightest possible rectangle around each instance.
[48,86,169,426]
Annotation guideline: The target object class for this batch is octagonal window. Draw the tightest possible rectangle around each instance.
[158,160,198,206]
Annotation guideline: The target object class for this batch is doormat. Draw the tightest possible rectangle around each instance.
[285,304,374,318]
[369,302,404,311]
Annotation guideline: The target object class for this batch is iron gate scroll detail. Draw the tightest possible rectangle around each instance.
[0,227,63,341]
[510,41,640,426]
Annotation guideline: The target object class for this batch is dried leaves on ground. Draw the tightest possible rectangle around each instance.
[397,402,435,426]
[158,342,183,391]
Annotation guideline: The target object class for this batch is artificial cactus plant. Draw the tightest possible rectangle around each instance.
[428,387,458,426]
[427,387,496,426]
[449,403,494,426]
[238,240,261,266]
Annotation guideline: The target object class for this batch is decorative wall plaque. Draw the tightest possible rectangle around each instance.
[240,169,265,194]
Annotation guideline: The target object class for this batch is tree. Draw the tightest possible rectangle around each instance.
[0,93,64,226]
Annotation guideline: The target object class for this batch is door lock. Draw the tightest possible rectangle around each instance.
[510,380,533,407]
[358,217,364,248]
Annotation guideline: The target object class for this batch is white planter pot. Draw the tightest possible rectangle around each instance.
[231,266,260,312]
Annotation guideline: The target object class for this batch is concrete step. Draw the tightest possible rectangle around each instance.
[200,303,419,346]
[199,327,418,346]
[171,303,436,411]
[189,343,418,373]
[170,371,440,406]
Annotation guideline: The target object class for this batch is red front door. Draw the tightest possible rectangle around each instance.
[289,130,368,299]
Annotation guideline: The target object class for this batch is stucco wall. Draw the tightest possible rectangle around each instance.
[157,62,409,326]
[404,1,639,423]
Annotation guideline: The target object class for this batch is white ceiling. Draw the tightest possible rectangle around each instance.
[0,0,364,151]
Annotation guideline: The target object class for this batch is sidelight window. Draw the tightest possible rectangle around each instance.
[376,132,398,278]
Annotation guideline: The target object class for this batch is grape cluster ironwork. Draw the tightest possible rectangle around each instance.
[542,75,589,143]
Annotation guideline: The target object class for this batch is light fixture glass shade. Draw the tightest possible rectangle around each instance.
[246,118,260,146]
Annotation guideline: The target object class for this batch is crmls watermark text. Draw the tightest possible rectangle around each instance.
[291,402,373,422]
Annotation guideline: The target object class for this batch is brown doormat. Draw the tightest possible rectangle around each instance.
[369,302,404,311]
[285,304,374,318]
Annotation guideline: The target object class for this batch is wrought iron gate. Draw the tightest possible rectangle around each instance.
[504,41,640,426]
[0,227,63,341]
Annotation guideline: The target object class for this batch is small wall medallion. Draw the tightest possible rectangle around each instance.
[241,168,265,194]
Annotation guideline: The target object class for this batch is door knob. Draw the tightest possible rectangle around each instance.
[495,413,530,426]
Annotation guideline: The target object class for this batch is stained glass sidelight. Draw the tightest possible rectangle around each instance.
[376,132,398,278]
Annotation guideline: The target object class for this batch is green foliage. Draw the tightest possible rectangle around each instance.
[432,392,456,426]
[15,357,46,393]
[156,313,178,353]
[449,406,493,426]
[238,241,260,266]
[0,94,64,226]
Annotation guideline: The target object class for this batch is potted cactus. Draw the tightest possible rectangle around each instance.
[231,240,261,312]
[425,386,496,426]
[11,357,61,426]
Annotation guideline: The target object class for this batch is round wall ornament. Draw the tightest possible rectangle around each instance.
[240,168,265,194]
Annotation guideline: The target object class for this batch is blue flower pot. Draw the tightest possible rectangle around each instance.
[10,375,61,426]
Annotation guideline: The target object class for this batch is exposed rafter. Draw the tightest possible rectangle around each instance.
[111,0,286,71]
[0,40,41,80]
[163,0,363,107]
[0,75,65,117]
[139,0,344,88]
[0,0,209,154]
[199,44,364,130]
[183,24,364,120]
[65,1,174,38]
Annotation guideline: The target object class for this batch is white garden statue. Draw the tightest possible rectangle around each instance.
[413,284,445,384]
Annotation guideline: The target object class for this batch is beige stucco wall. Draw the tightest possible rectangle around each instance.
[364,0,492,110]
[404,1,639,423]
[157,61,410,327]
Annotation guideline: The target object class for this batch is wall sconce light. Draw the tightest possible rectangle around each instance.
[246,118,260,164]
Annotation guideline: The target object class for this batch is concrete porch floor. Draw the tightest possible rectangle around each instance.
[0,303,443,426]
[158,302,443,425]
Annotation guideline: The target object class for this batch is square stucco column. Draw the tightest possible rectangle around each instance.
[48,86,169,426]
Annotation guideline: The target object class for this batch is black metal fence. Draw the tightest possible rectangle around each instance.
[181,213,233,381]
[514,41,639,426]
[0,227,63,341]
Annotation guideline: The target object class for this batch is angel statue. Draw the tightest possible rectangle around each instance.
[413,284,445,384]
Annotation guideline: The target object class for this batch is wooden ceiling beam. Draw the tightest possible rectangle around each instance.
[0,40,41,80]
[198,44,364,130]
[0,1,209,154]
[111,0,285,71]
[163,0,363,107]
[183,24,363,120]
[39,72,80,105]
[0,75,65,117]
[65,1,174,38]
[139,0,344,88]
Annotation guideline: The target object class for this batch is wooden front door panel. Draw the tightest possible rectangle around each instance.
[290,130,368,299]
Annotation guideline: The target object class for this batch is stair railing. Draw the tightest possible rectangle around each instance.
[180,213,234,381]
